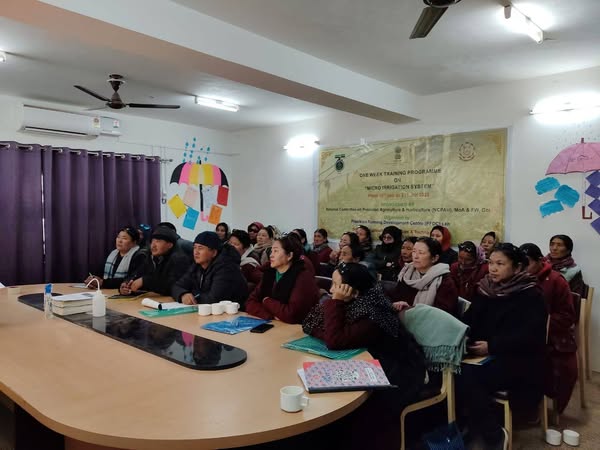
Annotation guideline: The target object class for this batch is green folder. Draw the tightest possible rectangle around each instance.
[282,335,366,360]
[138,306,198,318]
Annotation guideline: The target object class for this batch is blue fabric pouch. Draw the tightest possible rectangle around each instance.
[201,316,269,335]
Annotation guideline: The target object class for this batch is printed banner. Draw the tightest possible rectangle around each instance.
[318,129,507,244]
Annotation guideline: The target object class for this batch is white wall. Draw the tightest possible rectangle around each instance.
[230,66,600,370]
[0,95,235,241]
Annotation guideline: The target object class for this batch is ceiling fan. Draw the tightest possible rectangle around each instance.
[410,0,462,39]
[74,74,180,110]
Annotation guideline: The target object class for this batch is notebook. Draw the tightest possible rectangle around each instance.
[282,335,366,360]
[300,359,393,393]
[51,292,94,307]
[52,304,93,316]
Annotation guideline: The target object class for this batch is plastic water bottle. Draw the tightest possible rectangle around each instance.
[92,289,106,317]
[44,283,53,319]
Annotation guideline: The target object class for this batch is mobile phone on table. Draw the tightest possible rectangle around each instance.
[250,323,274,333]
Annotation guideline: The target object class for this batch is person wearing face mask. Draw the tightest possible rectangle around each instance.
[521,243,577,415]
[302,262,426,450]
[458,243,546,450]
[430,225,458,265]
[373,226,403,281]
[545,234,586,297]
[450,241,488,302]
[392,237,458,315]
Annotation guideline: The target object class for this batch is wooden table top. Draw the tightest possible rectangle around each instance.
[0,285,368,450]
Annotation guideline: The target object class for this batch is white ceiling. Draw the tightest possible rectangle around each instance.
[2,0,600,130]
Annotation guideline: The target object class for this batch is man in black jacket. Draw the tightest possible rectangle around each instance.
[120,226,191,297]
[172,231,248,307]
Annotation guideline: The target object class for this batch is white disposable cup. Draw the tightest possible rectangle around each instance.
[211,303,225,315]
[197,304,212,316]
[219,300,232,305]
[563,430,580,447]
[545,429,562,446]
[280,386,309,413]
[225,303,239,314]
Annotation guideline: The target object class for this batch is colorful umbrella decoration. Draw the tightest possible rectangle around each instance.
[168,162,229,230]
[544,138,600,234]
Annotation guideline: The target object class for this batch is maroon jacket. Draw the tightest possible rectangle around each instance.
[315,246,333,264]
[450,262,488,301]
[245,263,319,324]
[392,273,458,315]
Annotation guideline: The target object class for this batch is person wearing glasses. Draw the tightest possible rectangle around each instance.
[459,243,546,450]
[247,221,263,245]
[521,243,577,414]
[373,226,403,281]
[450,241,488,302]
[85,225,146,289]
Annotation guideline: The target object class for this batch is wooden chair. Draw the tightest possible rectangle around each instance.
[573,292,587,408]
[400,368,455,450]
[584,286,594,380]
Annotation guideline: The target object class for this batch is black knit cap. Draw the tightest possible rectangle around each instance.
[152,226,178,245]
[194,231,223,250]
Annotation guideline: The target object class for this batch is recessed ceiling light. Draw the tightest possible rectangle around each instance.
[0,51,6,63]
[194,96,239,112]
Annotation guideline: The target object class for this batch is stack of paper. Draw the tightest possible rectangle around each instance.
[51,292,94,316]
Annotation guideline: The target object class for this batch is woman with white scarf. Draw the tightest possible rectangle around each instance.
[391,237,458,315]
[84,225,146,289]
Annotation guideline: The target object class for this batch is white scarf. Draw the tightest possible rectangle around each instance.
[103,245,140,279]
[398,262,450,306]
[240,246,259,268]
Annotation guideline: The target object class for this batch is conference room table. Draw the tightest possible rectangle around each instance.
[0,284,369,450]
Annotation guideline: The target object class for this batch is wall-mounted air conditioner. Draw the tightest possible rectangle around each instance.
[19,105,121,138]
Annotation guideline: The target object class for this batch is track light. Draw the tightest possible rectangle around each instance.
[194,96,239,112]
[504,5,544,44]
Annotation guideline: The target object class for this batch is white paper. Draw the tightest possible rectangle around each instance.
[297,369,309,391]
[52,292,94,301]
[141,298,161,309]
[141,298,190,311]
[70,283,89,289]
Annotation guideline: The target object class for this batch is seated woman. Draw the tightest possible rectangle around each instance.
[214,222,230,243]
[393,237,458,315]
[312,228,332,263]
[546,234,586,297]
[247,221,263,245]
[480,231,498,260]
[459,243,546,450]
[328,231,360,266]
[521,243,577,414]
[85,225,146,289]
[252,226,274,265]
[398,236,417,272]
[450,241,488,301]
[228,229,262,286]
[245,235,319,324]
[302,263,426,450]
[430,225,458,265]
[373,225,403,281]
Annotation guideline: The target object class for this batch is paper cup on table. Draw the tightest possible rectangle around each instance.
[197,304,212,316]
[211,303,225,315]
[545,429,562,446]
[563,430,580,447]
[219,300,232,305]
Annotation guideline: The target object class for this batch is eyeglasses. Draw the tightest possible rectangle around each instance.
[249,228,259,233]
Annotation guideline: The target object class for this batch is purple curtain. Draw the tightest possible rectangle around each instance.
[0,142,45,285]
[42,148,161,283]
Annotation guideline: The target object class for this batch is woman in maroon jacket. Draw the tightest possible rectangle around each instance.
[393,237,458,315]
[245,235,319,324]
[521,243,578,414]
[312,228,333,263]
[450,241,488,302]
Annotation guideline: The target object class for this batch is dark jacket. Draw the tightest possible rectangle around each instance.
[171,244,248,306]
[245,260,319,324]
[450,261,489,301]
[439,248,458,265]
[373,243,402,281]
[134,248,191,297]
